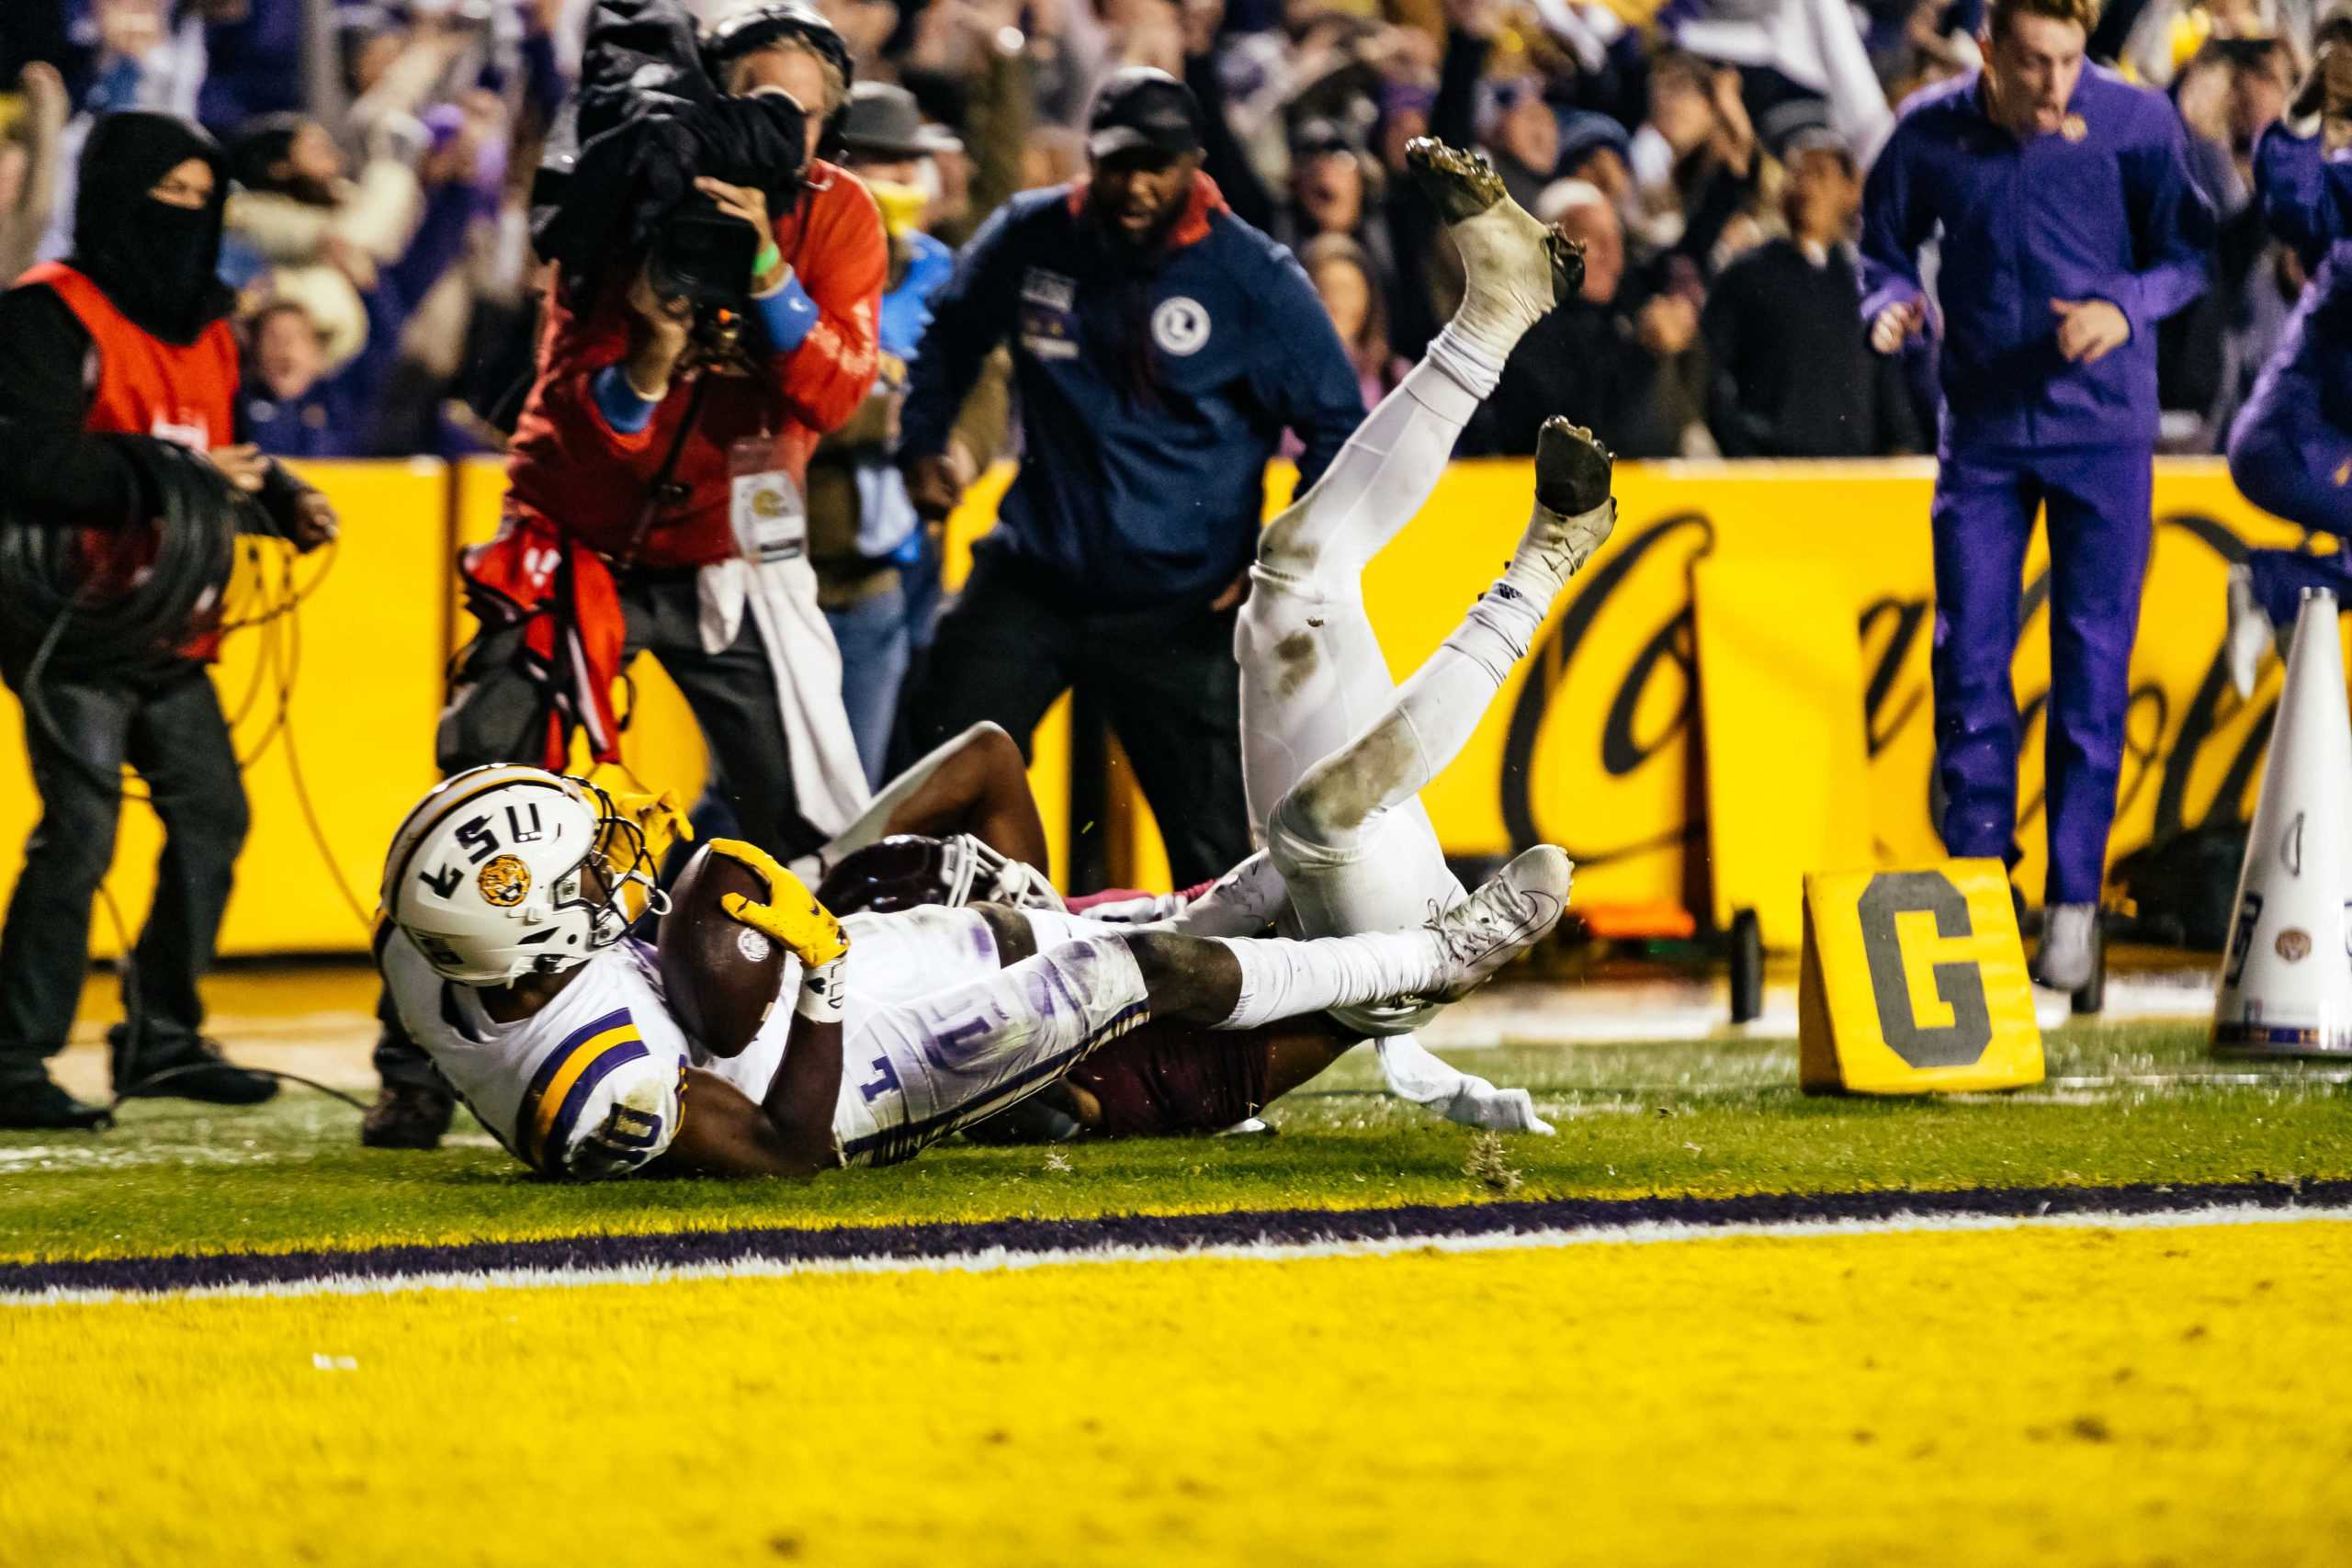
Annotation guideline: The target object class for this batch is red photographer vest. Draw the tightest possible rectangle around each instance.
[17,261,241,659]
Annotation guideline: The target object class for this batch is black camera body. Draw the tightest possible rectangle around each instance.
[646,199,763,310]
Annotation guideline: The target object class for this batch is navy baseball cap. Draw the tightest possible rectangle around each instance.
[1088,68,1204,163]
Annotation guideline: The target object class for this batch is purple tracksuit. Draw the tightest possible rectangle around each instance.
[1861,67,2213,904]
[2227,126,2352,626]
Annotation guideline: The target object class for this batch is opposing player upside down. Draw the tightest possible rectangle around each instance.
[376,139,1615,1179]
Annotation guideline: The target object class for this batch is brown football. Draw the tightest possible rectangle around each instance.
[657,846,788,1057]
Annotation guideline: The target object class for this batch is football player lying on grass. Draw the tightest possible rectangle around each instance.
[377,771,1567,1179]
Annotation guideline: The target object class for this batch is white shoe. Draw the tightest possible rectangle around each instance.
[2034,902,2098,992]
[2225,564,2274,701]
[1406,138,1579,341]
[1419,846,1573,1004]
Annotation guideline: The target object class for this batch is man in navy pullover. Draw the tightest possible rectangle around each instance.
[895,67,1365,886]
[1862,0,2212,991]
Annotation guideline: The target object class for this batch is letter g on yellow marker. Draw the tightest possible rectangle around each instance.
[1798,860,2043,1095]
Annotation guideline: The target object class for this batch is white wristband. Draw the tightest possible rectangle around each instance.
[795,958,847,1024]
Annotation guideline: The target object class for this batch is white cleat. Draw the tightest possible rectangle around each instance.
[1419,845,1573,1005]
[2034,902,2098,992]
[1406,138,1580,342]
[2225,563,2275,701]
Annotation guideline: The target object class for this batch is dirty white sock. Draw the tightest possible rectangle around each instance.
[1213,930,1442,1031]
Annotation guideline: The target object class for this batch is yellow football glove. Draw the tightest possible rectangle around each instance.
[707,839,849,967]
[604,784,695,865]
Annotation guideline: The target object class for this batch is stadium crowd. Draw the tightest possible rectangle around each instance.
[0,0,2313,472]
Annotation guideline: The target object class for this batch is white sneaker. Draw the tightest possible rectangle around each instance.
[2225,563,2274,701]
[2035,902,2098,992]
[1419,846,1573,1004]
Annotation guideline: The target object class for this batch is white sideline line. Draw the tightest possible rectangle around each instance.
[7,1201,2348,1309]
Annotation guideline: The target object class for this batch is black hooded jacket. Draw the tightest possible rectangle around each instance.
[0,112,309,528]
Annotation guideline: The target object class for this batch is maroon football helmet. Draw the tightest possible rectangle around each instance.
[816,833,1062,916]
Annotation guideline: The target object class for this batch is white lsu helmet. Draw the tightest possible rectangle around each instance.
[382,766,662,986]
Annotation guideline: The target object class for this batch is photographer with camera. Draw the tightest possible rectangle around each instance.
[0,112,336,1132]
[361,1,887,1150]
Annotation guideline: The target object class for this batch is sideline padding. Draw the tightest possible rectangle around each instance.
[0,458,2313,955]
[7,1178,2346,1303]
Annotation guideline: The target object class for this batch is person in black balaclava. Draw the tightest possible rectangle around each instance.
[0,110,338,1133]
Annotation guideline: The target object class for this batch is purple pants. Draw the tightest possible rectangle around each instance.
[1930,446,2154,906]
[2226,368,2352,627]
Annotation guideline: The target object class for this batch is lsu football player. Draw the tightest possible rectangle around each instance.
[377,767,1567,1179]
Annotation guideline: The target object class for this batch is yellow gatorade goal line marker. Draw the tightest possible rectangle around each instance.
[1800,858,2045,1094]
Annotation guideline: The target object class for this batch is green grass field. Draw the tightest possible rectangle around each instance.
[5,1017,2346,1264]
[8,1010,2350,1568]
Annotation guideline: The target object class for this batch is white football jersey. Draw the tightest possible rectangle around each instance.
[383,904,1148,1179]
[381,929,785,1178]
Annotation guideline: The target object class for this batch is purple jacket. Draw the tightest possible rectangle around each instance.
[1861,66,2214,454]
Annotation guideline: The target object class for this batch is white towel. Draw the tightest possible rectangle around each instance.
[697,556,872,841]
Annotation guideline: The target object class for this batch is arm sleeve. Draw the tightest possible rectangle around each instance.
[1698,270,1765,457]
[250,438,322,536]
[1186,49,1277,234]
[0,288,145,526]
[949,47,1034,252]
[1250,245,1368,491]
[2252,123,2339,261]
[1430,30,1492,148]
[2108,103,2217,338]
[948,348,1015,470]
[1858,121,1932,327]
[763,182,888,436]
[899,202,1022,462]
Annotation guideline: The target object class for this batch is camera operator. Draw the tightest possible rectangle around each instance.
[362,3,888,1149]
[0,112,336,1133]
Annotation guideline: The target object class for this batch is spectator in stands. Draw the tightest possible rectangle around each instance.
[1300,232,1405,414]
[35,0,207,262]
[895,67,1363,886]
[1862,0,2213,991]
[1555,108,1634,225]
[1628,49,1760,270]
[1272,117,1399,315]
[225,111,431,382]
[0,62,67,283]
[808,82,1007,784]
[2170,36,2297,448]
[1476,73,1559,210]
[1464,180,1711,458]
[1702,128,1923,457]
[237,100,490,458]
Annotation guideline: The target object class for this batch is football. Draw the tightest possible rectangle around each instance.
[656,845,788,1057]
